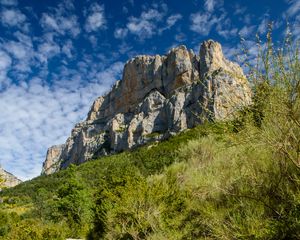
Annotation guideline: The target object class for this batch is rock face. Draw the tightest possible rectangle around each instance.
[0,167,22,189]
[41,145,65,175]
[42,40,252,174]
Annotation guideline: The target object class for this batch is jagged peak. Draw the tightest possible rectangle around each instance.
[42,39,252,175]
[199,39,244,78]
[167,44,188,53]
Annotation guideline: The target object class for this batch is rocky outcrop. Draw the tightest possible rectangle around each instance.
[42,40,252,174]
[0,166,22,189]
[41,145,65,175]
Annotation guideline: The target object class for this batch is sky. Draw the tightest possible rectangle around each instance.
[0,0,299,181]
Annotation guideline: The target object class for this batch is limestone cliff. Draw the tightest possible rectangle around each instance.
[42,40,252,175]
[0,166,22,189]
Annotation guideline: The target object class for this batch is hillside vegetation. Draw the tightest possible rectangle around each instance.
[0,35,299,239]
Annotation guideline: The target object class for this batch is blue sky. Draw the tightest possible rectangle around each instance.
[0,0,299,180]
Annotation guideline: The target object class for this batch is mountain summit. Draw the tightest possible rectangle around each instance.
[42,40,252,175]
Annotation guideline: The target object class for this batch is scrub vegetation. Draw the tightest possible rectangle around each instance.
[0,33,299,239]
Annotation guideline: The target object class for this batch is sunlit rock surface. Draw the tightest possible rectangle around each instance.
[42,40,252,174]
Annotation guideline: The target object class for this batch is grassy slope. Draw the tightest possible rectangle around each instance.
[0,121,233,239]
[1,114,299,239]
[0,36,299,239]
[0,121,221,203]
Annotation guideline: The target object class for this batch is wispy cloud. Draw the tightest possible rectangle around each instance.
[234,4,247,15]
[157,13,183,35]
[84,3,106,32]
[126,8,165,39]
[114,28,129,39]
[0,1,122,180]
[0,0,18,6]
[0,61,123,180]
[115,4,181,41]
[284,0,300,39]
[204,0,223,12]
[190,12,223,36]
[0,50,12,87]
[0,51,12,72]
[257,17,269,34]
[190,0,229,37]
[175,32,187,42]
[239,25,256,38]
[38,1,81,64]
[0,0,296,181]
[40,2,80,37]
[0,8,26,27]
[37,41,60,62]
[285,0,300,17]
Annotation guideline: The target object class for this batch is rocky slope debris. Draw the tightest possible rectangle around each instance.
[42,40,252,175]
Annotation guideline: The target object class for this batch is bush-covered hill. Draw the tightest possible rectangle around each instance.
[0,121,230,239]
[0,36,299,239]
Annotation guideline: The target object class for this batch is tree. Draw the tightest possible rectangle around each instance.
[0,174,5,190]
[52,165,93,237]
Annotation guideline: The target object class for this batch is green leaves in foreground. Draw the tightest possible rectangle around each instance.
[0,33,300,239]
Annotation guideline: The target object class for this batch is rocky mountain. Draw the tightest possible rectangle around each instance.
[42,40,252,175]
[0,166,22,189]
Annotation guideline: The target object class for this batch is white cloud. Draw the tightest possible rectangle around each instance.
[222,45,238,60]
[3,40,35,72]
[0,0,17,6]
[190,6,239,40]
[127,21,153,39]
[14,31,33,48]
[282,0,300,39]
[214,16,238,39]
[37,42,60,63]
[0,51,12,71]
[258,18,269,34]
[175,32,186,42]
[126,9,164,39]
[1,9,26,27]
[190,0,228,37]
[115,5,181,41]
[166,14,182,28]
[62,40,74,58]
[286,0,300,17]
[204,0,223,12]
[41,13,80,37]
[114,28,128,39]
[190,12,221,36]
[39,1,80,63]
[39,1,80,38]
[239,25,256,38]
[4,41,27,60]
[84,3,106,32]
[157,13,183,35]
[234,4,247,15]
[41,14,59,31]
[0,61,124,180]
[217,27,238,39]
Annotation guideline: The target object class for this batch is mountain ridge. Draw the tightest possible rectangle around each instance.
[42,39,252,175]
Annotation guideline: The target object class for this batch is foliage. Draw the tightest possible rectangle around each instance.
[0,32,299,239]
[0,174,5,190]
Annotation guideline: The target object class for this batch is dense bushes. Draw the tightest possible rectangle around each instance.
[92,133,300,239]
[0,34,299,239]
[0,121,218,239]
[87,34,300,239]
